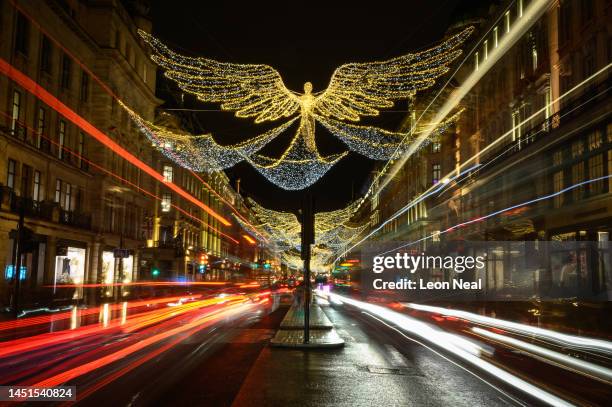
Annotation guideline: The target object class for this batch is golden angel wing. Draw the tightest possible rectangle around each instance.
[138,30,300,123]
[314,27,474,121]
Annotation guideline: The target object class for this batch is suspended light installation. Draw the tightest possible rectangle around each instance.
[138,27,474,190]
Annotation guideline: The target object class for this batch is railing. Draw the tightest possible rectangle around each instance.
[59,209,92,229]
[4,192,92,230]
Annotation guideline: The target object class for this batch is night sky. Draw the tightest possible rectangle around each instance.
[148,0,488,213]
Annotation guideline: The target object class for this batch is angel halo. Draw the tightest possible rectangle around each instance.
[135,27,474,190]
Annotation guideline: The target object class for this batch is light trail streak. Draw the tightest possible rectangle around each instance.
[0,295,200,331]
[0,58,231,227]
[0,111,241,243]
[7,0,270,241]
[332,163,480,263]
[0,295,247,359]
[30,300,253,388]
[472,327,612,383]
[47,281,231,288]
[373,0,552,199]
[325,292,573,407]
[378,174,612,255]
[243,234,257,244]
[335,60,612,263]
[405,303,612,355]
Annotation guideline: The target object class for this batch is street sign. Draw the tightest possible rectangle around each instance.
[113,249,130,258]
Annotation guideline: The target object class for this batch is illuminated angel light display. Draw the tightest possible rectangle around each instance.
[138,27,473,190]
[235,198,367,270]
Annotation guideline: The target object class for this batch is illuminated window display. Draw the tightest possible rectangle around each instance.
[53,247,86,299]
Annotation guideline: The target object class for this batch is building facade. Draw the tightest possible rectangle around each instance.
[353,0,612,299]
[0,0,268,310]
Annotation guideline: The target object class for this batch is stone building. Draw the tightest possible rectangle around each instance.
[0,0,267,310]
[353,0,612,299]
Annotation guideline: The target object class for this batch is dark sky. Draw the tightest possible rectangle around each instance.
[148,0,485,213]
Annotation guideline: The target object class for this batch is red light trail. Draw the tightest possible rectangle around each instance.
[0,58,231,227]
[0,110,239,244]
[6,0,270,242]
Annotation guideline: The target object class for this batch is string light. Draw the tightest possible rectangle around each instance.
[139,28,474,190]
[125,105,298,171]
[243,197,368,270]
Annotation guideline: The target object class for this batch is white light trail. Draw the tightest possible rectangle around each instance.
[379,174,612,255]
[363,0,553,204]
[406,303,612,355]
[472,327,612,383]
[335,62,612,262]
[326,292,573,407]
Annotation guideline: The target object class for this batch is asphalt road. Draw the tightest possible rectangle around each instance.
[154,301,535,407]
[3,292,607,406]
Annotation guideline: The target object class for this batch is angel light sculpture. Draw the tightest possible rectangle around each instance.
[137,27,473,190]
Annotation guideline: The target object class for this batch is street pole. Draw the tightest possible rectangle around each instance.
[301,193,314,344]
[12,200,25,317]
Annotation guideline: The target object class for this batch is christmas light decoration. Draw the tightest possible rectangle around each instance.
[138,27,474,190]
[242,197,368,270]
[125,103,298,171]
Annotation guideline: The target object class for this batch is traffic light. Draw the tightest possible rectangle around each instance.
[151,268,160,277]
[197,252,208,273]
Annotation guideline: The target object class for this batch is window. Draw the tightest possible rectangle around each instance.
[161,193,172,212]
[553,171,564,208]
[36,107,46,148]
[588,130,602,150]
[432,142,441,153]
[474,52,479,71]
[571,163,584,201]
[55,179,62,203]
[512,110,521,146]
[21,165,32,198]
[571,140,584,158]
[559,1,571,44]
[553,150,563,166]
[588,155,603,194]
[33,170,41,201]
[163,165,173,182]
[143,63,148,83]
[40,35,51,73]
[532,46,538,72]
[58,120,66,159]
[10,90,21,136]
[518,0,523,18]
[64,183,72,210]
[7,159,16,189]
[583,39,596,79]
[432,164,441,184]
[483,40,488,60]
[80,72,89,101]
[60,54,71,89]
[14,12,29,55]
[77,132,85,167]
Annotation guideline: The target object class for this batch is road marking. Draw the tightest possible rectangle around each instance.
[384,344,410,367]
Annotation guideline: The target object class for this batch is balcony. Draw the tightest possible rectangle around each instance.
[59,209,92,229]
[3,191,92,230]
